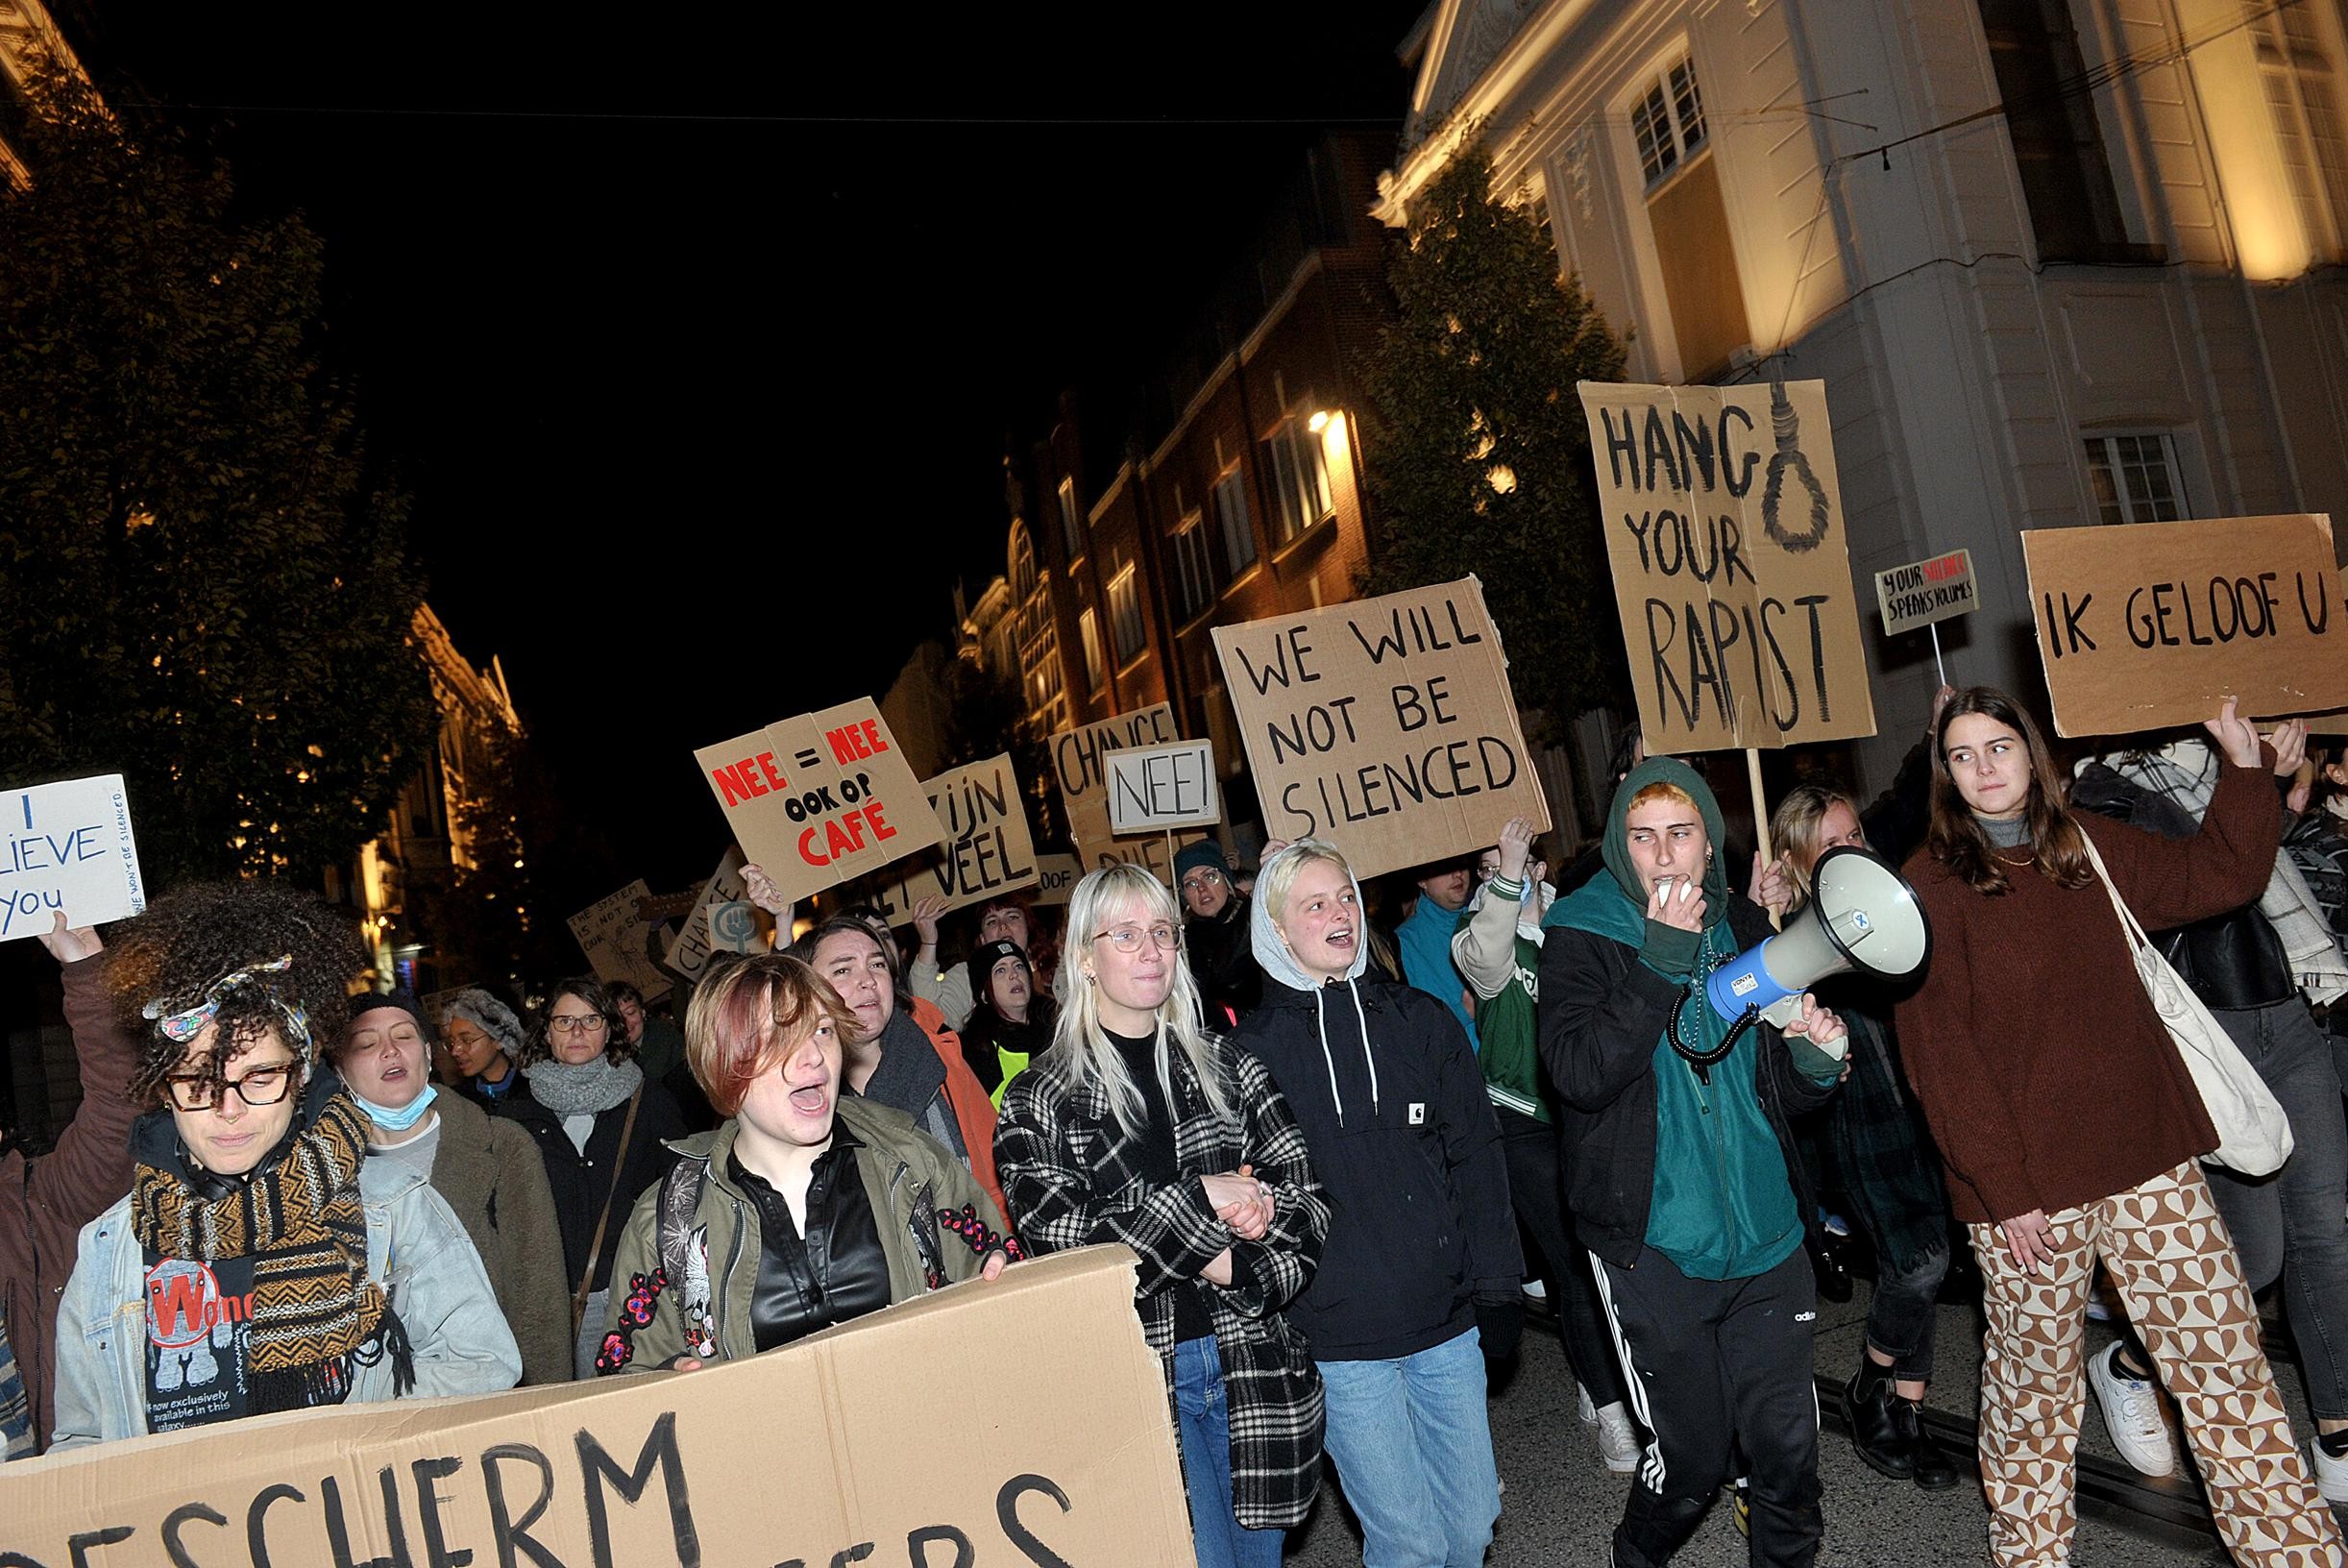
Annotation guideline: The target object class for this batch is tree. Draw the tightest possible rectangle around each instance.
[1367,136,1629,742]
[0,66,436,889]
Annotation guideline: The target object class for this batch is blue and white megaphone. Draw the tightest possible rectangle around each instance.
[1703,845,1932,1031]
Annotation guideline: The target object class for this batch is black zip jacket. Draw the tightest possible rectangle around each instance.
[1537,898,1838,1271]
[500,1082,687,1296]
[1235,975,1520,1360]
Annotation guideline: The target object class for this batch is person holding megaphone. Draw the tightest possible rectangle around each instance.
[1539,756,1848,1568]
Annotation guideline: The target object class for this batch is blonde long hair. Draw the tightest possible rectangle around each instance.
[1051,865,1235,1139]
[1769,784,1861,912]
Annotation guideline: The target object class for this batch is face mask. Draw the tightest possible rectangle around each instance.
[352,1082,437,1133]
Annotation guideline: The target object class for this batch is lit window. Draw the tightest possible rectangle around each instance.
[2083,433,2187,524]
[1011,527,1037,601]
[2247,0,2348,259]
[1262,410,1334,546]
[1108,566,1146,664]
[1213,464,1256,575]
[1631,57,1707,187]
[1058,477,1085,562]
[1171,510,1213,621]
[1079,607,1106,693]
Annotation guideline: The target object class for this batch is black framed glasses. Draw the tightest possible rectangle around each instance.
[549,1015,610,1037]
[162,1062,296,1112]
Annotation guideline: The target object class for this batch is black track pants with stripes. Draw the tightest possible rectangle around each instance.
[1592,1243,1823,1568]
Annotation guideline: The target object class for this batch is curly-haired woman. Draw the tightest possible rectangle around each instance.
[50,881,518,1448]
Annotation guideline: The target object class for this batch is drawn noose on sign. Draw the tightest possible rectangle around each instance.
[1760,380,1831,553]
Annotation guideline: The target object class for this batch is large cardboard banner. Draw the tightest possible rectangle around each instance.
[0,1248,1192,1568]
[2021,512,2348,736]
[1050,702,1203,878]
[1578,380,1878,750]
[568,880,673,1004]
[1211,578,1550,881]
[695,698,945,905]
[1107,740,1222,835]
[0,773,145,939]
[860,753,1040,926]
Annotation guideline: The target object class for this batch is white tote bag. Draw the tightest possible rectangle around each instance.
[2078,832,2294,1176]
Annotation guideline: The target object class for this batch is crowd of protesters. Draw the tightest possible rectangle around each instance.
[3,685,2347,1568]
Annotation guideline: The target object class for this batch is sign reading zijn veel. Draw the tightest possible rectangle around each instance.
[1051,702,1204,878]
[0,773,144,940]
[2021,512,2348,737]
[568,880,673,1004]
[861,753,1040,926]
[1875,548,1978,637]
[695,698,945,905]
[1578,379,1878,751]
[1211,577,1550,882]
[1106,741,1221,836]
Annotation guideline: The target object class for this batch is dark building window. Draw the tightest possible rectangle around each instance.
[1977,0,2147,263]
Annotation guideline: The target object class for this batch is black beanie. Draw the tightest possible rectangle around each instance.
[966,939,1030,1002]
[347,989,429,1041]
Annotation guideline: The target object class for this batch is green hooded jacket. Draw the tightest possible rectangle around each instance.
[1546,757,1836,1281]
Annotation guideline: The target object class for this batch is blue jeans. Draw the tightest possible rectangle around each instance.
[1318,1328,1500,1568]
[1172,1336,1286,1568]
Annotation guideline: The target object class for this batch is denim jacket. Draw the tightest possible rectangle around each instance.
[49,1160,522,1449]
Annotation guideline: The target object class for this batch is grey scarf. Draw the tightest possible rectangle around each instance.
[522,1054,644,1116]
[859,1009,966,1161]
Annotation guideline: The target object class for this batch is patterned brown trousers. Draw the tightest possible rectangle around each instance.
[1968,1162,2343,1567]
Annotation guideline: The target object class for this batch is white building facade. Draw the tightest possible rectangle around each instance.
[1382,0,2348,784]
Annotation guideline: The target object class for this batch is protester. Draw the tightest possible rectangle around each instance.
[503,975,687,1379]
[911,893,1052,1029]
[794,914,1008,1222]
[1397,854,1479,1050]
[1759,785,1959,1492]
[995,865,1330,1568]
[1453,818,1641,1475]
[599,952,1014,1373]
[1,912,136,1458]
[2072,729,2348,1498]
[1540,758,1847,1566]
[956,938,1056,1102]
[1178,839,1262,1027]
[438,987,530,1107]
[609,980,688,1087]
[1896,690,2342,1565]
[51,881,519,1448]
[335,992,574,1386]
[1240,838,1519,1568]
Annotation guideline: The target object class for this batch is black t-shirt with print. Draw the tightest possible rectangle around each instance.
[140,1247,256,1433]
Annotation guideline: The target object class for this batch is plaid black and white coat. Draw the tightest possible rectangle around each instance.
[994,1033,1329,1530]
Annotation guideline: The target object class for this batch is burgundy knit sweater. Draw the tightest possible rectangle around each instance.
[1895,753,2279,1226]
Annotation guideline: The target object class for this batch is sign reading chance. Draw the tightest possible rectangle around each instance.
[1212,577,1548,882]
[1107,741,1221,836]
[0,773,145,940]
[1578,380,1877,751]
[1051,701,1205,876]
[2021,512,2348,737]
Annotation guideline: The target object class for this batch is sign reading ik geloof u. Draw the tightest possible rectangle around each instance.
[694,698,946,905]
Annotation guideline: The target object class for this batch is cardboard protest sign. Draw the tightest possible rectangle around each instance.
[2021,513,2348,736]
[860,753,1040,926]
[1106,740,1222,836]
[695,698,946,906]
[1578,380,1878,750]
[707,899,764,953]
[1050,702,1204,878]
[1875,548,1978,636]
[0,773,144,940]
[661,848,750,985]
[1211,578,1550,881]
[1032,852,1086,906]
[0,1246,1192,1568]
[567,880,673,1004]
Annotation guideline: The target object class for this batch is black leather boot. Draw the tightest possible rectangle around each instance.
[1890,1394,1962,1491]
[1846,1359,1916,1481]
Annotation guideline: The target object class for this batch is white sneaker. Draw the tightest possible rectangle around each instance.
[1593,1402,1642,1475]
[2312,1436,2348,1506]
[2088,1342,2177,1478]
[1577,1383,1597,1425]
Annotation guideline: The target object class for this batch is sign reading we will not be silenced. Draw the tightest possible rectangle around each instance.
[859,753,1040,926]
[695,698,946,906]
[1052,702,1206,878]
[1212,578,1549,883]
[2022,512,2348,737]
[1579,380,1878,751]
[0,774,145,939]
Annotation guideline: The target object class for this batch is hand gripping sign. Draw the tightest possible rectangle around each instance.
[695,698,947,907]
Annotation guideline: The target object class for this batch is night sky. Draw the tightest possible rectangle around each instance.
[77,1,1434,897]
